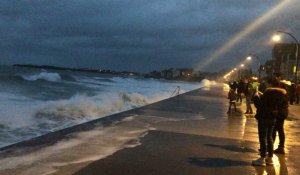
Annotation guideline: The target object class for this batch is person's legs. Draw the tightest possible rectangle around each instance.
[266,124,274,165]
[273,119,285,148]
[267,125,274,157]
[290,96,294,105]
[258,120,267,158]
[277,119,285,148]
[272,121,278,143]
[274,119,285,154]
[246,97,253,113]
[233,102,237,111]
[227,102,231,113]
[253,120,267,166]
[238,93,242,102]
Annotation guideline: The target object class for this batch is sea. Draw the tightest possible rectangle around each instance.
[0,66,206,148]
[0,66,220,174]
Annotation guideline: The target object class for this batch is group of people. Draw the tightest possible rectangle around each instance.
[287,83,300,105]
[227,78,261,114]
[227,73,290,166]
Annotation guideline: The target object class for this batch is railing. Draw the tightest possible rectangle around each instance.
[170,86,181,97]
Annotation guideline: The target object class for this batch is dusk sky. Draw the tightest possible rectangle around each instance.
[1,0,300,72]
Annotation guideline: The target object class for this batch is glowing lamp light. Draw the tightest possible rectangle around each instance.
[272,34,281,42]
[240,64,245,67]
[246,56,252,60]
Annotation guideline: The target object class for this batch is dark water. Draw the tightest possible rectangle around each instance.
[0,66,200,147]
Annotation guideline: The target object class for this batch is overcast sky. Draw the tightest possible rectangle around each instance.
[1,0,300,72]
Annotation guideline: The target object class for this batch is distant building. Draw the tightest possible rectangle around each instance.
[161,69,173,79]
[179,68,193,77]
[171,69,180,78]
[272,43,300,81]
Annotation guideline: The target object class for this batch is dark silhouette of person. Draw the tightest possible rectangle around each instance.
[252,75,288,166]
[244,80,253,114]
[227,88,237,114]
[295,83,300,104]
[272,73,289,155]
[289,83,296,105]
[236,79,244,103]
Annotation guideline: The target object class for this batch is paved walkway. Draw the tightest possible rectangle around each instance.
[67,86,300,175]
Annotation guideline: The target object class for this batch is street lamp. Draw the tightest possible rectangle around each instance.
[272,31,299,83]
[272,34,281,42]
[247,54,262,82]
[240,64,245,67]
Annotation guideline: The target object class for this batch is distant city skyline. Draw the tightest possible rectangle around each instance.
[0,0,300,72]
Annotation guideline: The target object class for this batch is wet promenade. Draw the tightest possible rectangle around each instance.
[1,85,300,174]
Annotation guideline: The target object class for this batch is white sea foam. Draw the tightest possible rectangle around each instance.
[22,72,61,82]
[0,117,151,175]
[34,92,155,121]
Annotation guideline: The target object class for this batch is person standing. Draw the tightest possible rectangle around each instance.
[244,80,253,114]
[252,77,288,166]
[272,74,289,155]
[227,88,237,114]
[289,83,296,105]
[259,80,267,93]
[295,83,300,104]
[236,79,244,103]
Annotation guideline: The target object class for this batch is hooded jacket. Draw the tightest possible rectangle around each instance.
[260,87,288,120]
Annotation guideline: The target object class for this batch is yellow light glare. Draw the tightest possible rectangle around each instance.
[195,0,291,71]
[241,64,245,67]
[246,56,252,60]
[272,34,281,42]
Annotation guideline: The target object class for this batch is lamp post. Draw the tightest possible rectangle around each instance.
[273,31,299,83]
[247,54,262,82]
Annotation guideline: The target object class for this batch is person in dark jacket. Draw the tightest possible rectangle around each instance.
[258,80,267,93]
[295,83,300,104]
[236,79,244,103]
[252,77,288,166]
[289,83,296,105]
[272,76,289,155]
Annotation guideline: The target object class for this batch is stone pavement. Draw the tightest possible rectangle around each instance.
[69,85,300,175]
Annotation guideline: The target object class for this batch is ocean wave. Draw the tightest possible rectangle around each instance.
[22,72,62,82]
[34,92,154,121]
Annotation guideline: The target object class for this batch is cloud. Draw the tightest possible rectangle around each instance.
[0,0,299,72]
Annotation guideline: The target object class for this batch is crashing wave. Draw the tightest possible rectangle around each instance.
[34,92,153,120]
